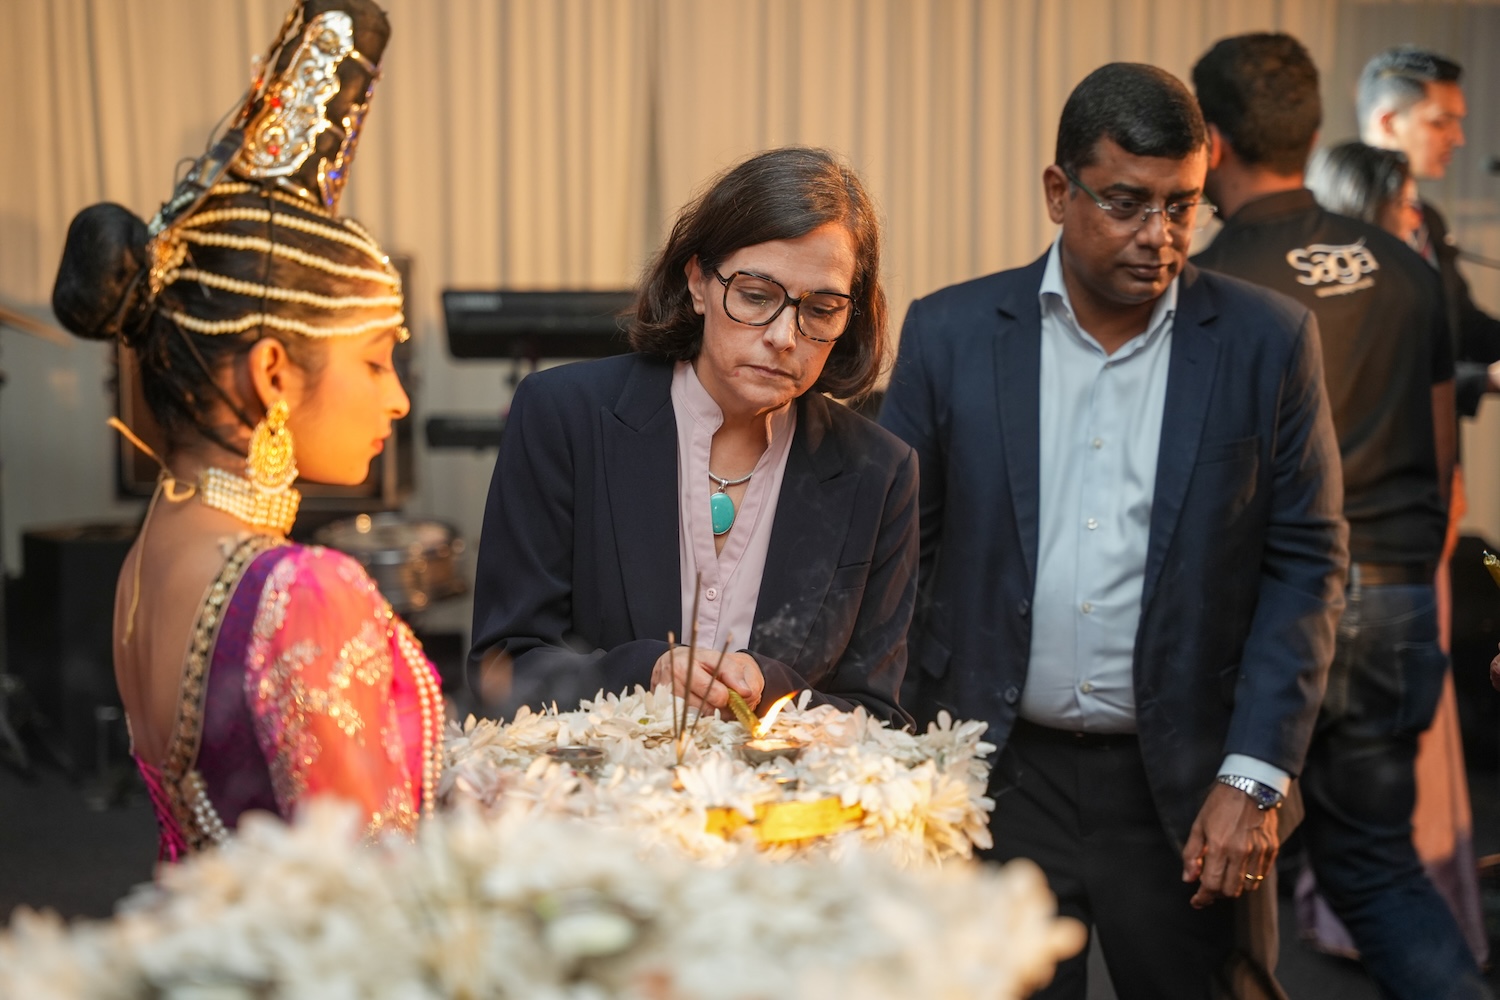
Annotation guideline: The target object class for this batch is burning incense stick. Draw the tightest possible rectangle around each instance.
[679,575,702,748]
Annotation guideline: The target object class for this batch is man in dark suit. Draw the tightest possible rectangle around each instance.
[879,62,1347,999]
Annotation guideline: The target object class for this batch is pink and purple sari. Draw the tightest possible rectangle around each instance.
[135,536,443,861]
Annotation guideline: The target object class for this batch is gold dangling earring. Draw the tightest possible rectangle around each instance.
[247,398,298,492]
[199,398,302,534]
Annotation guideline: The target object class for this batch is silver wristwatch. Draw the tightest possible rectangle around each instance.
[1216,774,1284,810]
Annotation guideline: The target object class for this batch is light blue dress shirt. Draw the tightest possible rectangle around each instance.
[1021,240,1288,794]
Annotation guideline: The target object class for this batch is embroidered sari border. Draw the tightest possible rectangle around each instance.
[160,534,286,849]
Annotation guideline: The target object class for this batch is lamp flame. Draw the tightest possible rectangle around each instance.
[754,691,798,738]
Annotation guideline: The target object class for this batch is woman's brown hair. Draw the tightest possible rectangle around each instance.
[629,146,888,401]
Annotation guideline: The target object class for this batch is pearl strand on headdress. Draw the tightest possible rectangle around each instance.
[163,308,408,341]
[178,230,400,286]
[164,267,402,311]
[208,180,336,218]
[178,207,388,263]
[342,217,383,247]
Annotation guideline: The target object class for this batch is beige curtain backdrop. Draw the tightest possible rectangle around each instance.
[0,0,1496,580]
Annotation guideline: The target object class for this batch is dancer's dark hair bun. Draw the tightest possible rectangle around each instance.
[52,203,151,343]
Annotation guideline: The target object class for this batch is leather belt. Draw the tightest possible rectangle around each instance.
[1010,717,1138,750]
[1348,562,1433,587]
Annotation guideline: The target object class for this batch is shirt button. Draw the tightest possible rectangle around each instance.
[1081,602,1094,614]
[1080,680,1095,694]
[1085,517,1098,530]
[705,587,719,601]
[1017,598,1031,617]
[1092,438,1104,449]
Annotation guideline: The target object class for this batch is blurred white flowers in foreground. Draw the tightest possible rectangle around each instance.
[0,694,1078,998]
[0,801,1084,1000]
[442,686,997,865]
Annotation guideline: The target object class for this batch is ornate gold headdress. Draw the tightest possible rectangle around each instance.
[144,0,405,343]
[232,4,380,210]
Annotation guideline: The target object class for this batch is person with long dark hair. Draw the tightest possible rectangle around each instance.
[1307,141,1424,244]
[470,146,917,726]
[51,0,442,860]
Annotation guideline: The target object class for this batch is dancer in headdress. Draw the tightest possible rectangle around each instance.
[52,0,441,859]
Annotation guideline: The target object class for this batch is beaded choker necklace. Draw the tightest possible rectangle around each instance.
[199,466,300,534]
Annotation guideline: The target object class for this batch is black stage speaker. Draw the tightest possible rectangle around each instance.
[113,256,416,514]
[426,289,635,452]
[442,289,635,360]
[1451,534,1500,771]
[12,523,135,775]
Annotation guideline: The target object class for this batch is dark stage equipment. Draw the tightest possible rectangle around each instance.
[1451,534,1500,771]
[11,524,135,776]
[424,414,506,450]
[427,289,634,452]
[0,301,73,771]
[441,289,634,360]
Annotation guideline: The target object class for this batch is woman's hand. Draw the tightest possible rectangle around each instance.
[1490,643,1500,692]
[651,647,764,712]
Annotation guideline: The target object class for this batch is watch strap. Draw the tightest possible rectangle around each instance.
[1216,773,1283,810]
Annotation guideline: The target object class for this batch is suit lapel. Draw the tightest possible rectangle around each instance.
[602,358,682,639]
[1143,265,1222,606]
[753,393,858,666]
[996,257,1047,590]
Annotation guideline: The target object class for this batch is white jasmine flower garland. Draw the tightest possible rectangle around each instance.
[0,801,1084,1000]
[441,686,997,865]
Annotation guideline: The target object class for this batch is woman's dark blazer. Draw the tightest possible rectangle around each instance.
[469,353,919,726]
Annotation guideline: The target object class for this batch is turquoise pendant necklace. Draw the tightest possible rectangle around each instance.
[709,470,754,536]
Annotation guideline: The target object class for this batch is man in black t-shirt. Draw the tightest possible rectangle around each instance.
[1192,34,1484,1000]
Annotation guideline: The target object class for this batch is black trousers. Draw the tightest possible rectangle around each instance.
[988,720,1284,1000]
